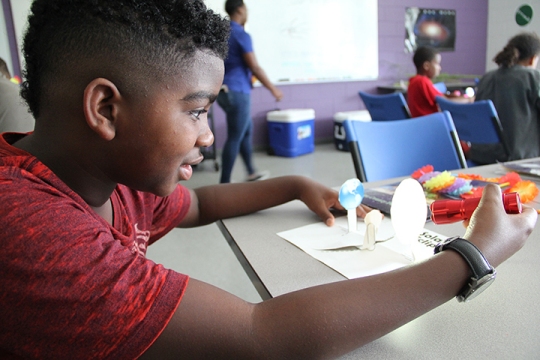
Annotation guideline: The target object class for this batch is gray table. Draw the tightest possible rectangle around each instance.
[218,160,540,359]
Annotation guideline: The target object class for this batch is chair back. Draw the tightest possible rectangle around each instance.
[435,97,508,153]
[433,82,447,93]
[343,111,466,182]
[358,91,411,120]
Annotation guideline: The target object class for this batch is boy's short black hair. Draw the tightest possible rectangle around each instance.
[225,0,244,16]
[412,46,439,70]
[21,0,230,118]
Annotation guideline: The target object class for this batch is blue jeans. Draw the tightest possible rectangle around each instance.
[216,90,256,183]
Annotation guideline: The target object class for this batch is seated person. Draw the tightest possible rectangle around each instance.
[465,32,540,164]
[0,1,536,358]
[407,46,472,117]
[0,57,35,133]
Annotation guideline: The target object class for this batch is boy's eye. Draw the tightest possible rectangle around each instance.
[189,109,208,120]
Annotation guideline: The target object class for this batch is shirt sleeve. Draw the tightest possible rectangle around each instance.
[235,29,253,54]
[421,77,443,106]
[532,71,540,114]
[408,75,443,117]
[149,184,191,244]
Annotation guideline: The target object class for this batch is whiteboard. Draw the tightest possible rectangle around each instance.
[205,0,379,84]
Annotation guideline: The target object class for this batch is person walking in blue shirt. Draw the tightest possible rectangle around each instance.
[217,0,283,183]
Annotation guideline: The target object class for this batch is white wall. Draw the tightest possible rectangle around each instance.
[204,0,228,17]
[0,2,13,74]
[486,0,540,71]
[0,0,31,76]
[10,0,31,58]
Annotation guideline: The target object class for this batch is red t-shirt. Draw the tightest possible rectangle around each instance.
[407,75,443,117]
[0,133,191,359]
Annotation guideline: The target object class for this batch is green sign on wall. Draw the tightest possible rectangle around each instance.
[516,4,533,26]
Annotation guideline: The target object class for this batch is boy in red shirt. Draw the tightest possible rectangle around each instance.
[0,1,535,359]
[407,46,472,117]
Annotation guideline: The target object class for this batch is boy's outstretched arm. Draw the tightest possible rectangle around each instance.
[143,184,537,359]
[179,176,369,228]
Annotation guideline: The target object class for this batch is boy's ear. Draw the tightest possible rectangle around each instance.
[83,78,121,141]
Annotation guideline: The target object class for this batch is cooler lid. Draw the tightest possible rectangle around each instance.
[333,110,372,122]
[267,108,315,122]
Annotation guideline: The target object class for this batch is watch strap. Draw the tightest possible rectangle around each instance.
[434,236,493,279]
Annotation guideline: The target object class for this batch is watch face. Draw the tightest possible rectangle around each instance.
[458,271,497,302]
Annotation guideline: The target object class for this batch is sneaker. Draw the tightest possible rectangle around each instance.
[246,170,270,182]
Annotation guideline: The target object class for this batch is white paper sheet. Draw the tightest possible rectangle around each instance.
[277,217,448,279]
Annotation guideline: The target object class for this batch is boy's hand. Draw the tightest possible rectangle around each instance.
[296,177,371,226]
[463,184,537,267]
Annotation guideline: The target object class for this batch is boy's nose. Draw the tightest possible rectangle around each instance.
[197,123,214,148]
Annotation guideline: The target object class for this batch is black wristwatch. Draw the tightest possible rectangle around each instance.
[434,236,497,302]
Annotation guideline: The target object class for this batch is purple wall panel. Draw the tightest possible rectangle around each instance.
[211,0,488,150]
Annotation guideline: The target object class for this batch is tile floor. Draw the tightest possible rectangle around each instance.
[146,142,357,303]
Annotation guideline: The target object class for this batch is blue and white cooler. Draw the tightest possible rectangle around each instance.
[266,109,315,157]
[333,110,371,151]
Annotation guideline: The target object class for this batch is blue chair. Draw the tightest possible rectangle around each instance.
[435,97,509,157]
[358,91,411,120]
[343,111,467,182]
[433,82,447,93]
